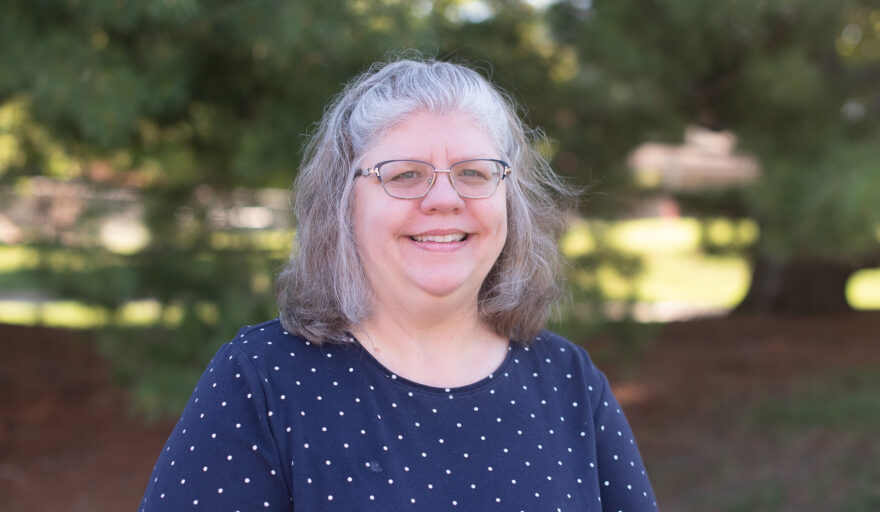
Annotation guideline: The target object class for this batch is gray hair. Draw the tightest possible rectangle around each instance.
[276,57,576,345]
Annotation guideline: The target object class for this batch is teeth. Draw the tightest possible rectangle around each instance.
[411,233,466,243]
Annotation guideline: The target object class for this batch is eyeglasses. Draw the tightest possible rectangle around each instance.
[355,159,512,199]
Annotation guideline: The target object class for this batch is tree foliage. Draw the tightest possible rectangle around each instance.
[545,0,880,311]
[0,0,578,415]
[3,0,880,413]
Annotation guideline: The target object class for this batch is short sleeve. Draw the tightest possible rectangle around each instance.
[139,342,291,511]
[593,369,658,511]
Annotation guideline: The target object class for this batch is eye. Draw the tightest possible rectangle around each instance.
[392,170,420,181]
[379,161,432,185]
[459,168,490,180]
[454,160,498,183]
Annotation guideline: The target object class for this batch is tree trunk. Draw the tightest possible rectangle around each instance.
[734,256,858,315]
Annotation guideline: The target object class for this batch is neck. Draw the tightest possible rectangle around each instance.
[351,295,509,388]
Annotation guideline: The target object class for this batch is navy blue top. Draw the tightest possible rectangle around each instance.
[139,319,657,511]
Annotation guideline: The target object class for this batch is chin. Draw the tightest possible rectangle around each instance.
[411,275,477,299]
[417,283,468,299]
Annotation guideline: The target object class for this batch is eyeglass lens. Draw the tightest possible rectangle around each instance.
[379,160,505,199]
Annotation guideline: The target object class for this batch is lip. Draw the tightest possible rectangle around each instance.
[409,228,470,237]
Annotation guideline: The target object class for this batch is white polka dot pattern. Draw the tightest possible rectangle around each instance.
[139,319,657,511]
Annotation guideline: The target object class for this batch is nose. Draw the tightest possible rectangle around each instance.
[419,170,464,213]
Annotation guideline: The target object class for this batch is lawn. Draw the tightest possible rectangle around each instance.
[614,314,880,512]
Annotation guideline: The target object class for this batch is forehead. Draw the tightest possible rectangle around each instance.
[361,110,501,162]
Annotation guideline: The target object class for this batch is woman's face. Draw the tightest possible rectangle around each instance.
[353,110,508,308]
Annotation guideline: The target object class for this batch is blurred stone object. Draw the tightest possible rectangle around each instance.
[629,126,760,191]
[0,177,291,247]
[0,212,23,244]
[0,177,140,246]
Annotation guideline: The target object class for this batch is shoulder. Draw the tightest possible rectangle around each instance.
[210,319,338,381]
[523,331,610,405]
[229,318,298,347]
[526,330,599,371]
[227,319,323,359]
[221,318,365,373]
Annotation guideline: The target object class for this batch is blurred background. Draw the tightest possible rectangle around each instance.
[1,0,879,510]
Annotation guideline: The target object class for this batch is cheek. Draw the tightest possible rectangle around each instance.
[485,197,508,240]
[352,187,403,258]
[490,202,509,260]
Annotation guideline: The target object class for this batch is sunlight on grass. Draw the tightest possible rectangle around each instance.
[848,268,880,310]
[562,217,759,257]
[210,230,292,252]
[118,300,165,325]
[0,300,108,328]
[609,217,702,254]
[0,245,40,272]
[0,299,179,328]
[561,218,704,256]
[639,254,750,306]
[592,256,748,307]
[560,219,596,255]
[564,218,753,308]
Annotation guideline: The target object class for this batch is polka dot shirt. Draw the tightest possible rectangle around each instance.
[139,319,657,511]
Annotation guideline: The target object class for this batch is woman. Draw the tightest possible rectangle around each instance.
[140,58,657,511]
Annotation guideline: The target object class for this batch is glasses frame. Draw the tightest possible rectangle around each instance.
[354,158,512,199]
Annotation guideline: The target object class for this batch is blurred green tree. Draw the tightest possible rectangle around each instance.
[1,0,601,415]
[545,0,880,313]
[13,0,877,414]
[0,0,433,415]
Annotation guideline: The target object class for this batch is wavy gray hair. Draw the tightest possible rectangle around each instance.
[276,57,575,345]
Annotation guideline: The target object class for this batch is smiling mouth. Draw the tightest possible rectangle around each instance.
[410,233,468,243]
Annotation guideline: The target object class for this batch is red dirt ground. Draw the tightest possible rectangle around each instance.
[2,313,879,511]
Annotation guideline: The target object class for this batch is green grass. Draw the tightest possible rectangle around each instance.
[750,370,880,431]
[0,245,40,272]
[745,371,880,511]
[0,300,109,328]
[841,468,880,512]
[848,268,880,310]
[722,481,787,512]
[0,299,170,328]
[642,369,880,511]
[631,253,749,306]
[563,218,752,307]
[561,217,880,310]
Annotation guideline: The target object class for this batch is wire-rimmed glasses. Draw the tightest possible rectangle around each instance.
[355,159,512,199]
